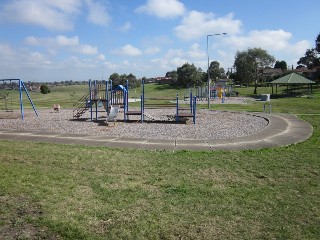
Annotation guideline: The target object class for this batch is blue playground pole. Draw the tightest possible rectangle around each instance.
[20,80,38,118]
[142,79,145,122]
[222,86,225,103]
[123,89,127,122]
[110,80,113,105]
[193,96,197,124]
[126,79,129,112]
[94,80,98,120]
[89,80,93,121]
[19,79,24,120]
[140,94,143,123]
[176,92,179,123]
[105,80,109,114]
[105,80,108,108]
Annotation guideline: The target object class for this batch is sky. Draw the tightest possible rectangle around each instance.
[0,0,319,82]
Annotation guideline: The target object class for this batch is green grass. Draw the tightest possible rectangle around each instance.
[0,84,88,110]
[0,83,320,239]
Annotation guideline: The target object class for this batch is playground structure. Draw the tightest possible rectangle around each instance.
[0,79,38,119]
[73,80,197,124]
[185,80,233,103]
[138,81,197,123]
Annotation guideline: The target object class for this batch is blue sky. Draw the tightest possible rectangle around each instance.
[0,0,319,82]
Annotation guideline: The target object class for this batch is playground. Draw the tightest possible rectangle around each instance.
[0,108,268,140]
[0,80,319,239]
[0,78,313,146]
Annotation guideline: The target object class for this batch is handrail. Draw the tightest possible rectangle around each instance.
[73,92,90,118]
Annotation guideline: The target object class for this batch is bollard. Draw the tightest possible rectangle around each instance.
[263,103,272,114]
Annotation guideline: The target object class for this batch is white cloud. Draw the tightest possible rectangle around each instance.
[25,35,99,55]
[175,11,241,40]
[135,0,185,19]
[56,35,80,46]
[188,43,206,59]
[112,44,142,56]
[165,48,184,59]
[224,29,311,65]
[144,47,161,55]
[76,44,98,55]
[227,29,292,50]
[97,54,106,61]
[150,44,207,71]
[119,22,132,32]
[25,35,79,47]
[0,0,82,31]
[0,0,111,30]
[0,42,52,70]
[85,0,111,26]
[103,61,117,69]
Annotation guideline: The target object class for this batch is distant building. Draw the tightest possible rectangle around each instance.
[294,67,318,79]
[261,68,283,78]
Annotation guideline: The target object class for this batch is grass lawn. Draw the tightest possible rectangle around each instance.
[0,83,320,239]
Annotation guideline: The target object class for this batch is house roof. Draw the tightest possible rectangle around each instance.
[270,73,315,84]
[262,68,283,74]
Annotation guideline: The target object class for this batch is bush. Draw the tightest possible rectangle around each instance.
[40,84,50,94]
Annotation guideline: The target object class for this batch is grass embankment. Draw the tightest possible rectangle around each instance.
[0,83,320,239]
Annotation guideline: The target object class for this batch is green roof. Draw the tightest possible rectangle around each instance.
[270,73,315,84]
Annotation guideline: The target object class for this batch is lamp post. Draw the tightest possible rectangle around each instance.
[207,33,227,108]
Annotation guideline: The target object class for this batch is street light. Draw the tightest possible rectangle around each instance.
[207,33,227,108]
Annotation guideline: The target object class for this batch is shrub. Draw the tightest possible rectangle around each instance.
[40,84,50,94]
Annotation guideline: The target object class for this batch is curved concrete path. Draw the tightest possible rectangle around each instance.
[0,113,313,151]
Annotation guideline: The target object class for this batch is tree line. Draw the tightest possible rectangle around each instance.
[162,32,320,94]
[21,32,320,95]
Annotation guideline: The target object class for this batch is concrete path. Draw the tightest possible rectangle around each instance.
[0,113,313,151]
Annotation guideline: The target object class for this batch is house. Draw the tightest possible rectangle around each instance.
[261,68,283,78]
[293,67,318,80]
[155,77,173,84]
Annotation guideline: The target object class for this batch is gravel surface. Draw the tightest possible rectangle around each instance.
[0,107,268,140]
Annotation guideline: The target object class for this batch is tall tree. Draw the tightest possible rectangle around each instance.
[315,32,320,53]
[297,49,320,69]
[297,33,320,69]
[274,60,287,71]
[109,73,121,86]
[166,70,178,86]
[234,48,275,94]
[177,63,203,87]
[208,61,225,81]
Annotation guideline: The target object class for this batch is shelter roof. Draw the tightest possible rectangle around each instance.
[270,73,315,84]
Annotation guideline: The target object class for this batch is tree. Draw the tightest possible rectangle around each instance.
[297,33,320,69]
[315,32,320,53]
[208,61,225,81]
[177,63,203,87]
[274,60,287,71]
[297,48,320,69]
[234,48,275,94]
[40,84,50,94]
[109,73,140,89]
[166,70,178,86]
[109,73,121,86]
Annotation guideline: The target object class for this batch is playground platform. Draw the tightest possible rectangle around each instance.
[0,113,313,151]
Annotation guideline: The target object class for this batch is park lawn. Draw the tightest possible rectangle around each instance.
[0,116,320,239]
[1,84,88,110]
[1,83,320,239]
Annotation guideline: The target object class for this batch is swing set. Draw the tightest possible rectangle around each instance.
[0,79,38,119]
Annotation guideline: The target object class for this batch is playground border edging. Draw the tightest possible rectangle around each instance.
[0,112,313,151]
